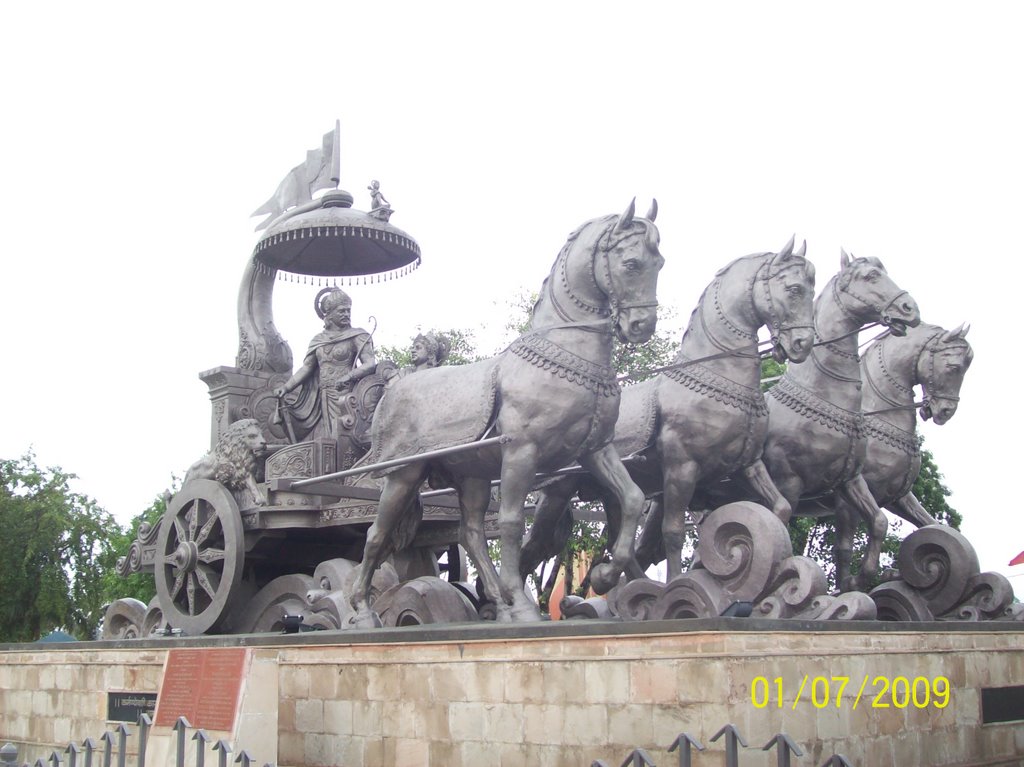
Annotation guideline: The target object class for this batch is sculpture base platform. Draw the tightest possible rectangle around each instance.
[2,618,1023,766]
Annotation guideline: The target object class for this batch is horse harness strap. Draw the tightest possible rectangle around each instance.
[509,334,619,397]
[768,376,865,492]
[664,358,768,418]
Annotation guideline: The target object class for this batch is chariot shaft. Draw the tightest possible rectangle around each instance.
[270,434,512,493]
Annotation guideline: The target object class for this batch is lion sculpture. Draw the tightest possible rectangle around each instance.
[184,418,268,506]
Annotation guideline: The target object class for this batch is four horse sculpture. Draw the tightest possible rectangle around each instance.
[757,250,921,591]
[347,200,664,626]
[521,237,818,582]
[827,322,973,583]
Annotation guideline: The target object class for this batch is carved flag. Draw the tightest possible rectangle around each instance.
[251,121,340,231]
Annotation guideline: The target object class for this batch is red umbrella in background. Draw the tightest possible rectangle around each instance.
[1010,551,1024,567]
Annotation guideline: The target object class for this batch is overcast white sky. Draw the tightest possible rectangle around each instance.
[2,3,1022,597]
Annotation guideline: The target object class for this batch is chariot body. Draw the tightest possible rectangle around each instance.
[115,129,504,636]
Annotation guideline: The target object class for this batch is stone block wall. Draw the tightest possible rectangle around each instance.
[2,623,1023,766]
[273,627,1024,766]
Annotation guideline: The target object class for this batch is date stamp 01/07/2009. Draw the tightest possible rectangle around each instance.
[749,675,951,711]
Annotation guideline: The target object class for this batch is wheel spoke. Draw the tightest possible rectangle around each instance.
[186,572,196,615]
[188,501,201,542]
[197,547,225,564]
[172,513,188,546]
[169,570,186,602]
[194,565,220,601]
[195,511,219,547]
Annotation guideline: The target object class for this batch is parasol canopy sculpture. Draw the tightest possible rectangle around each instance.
[237,120,422,376]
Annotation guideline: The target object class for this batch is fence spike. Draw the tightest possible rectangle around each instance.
[47,752,62,767]
[213,740,232,767]
[819,756,855,767]
[114,725,129,767]
[234,752,253,767]
[99,732,114,767]
[668,733,705,767]
[710,724,747,767]
[172,718,191,767]
[80,738,96,767]
[193,730,211,767]
[763,734,803,767]
[619,748,656,767]
[137,714,152,767]
[64,743,80,767]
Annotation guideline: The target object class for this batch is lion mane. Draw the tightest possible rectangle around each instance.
[184,418,268,505]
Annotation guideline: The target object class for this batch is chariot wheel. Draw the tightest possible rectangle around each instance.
[154,479,245,635]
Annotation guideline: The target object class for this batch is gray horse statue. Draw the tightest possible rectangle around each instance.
[828,322,973,583]
[347,200,664,626]
[521,236,817,582]
[758,250,921,591]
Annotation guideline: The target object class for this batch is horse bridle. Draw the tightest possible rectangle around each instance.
[861,328,963,417]
[756,257,815,353]
[832,272,910,329]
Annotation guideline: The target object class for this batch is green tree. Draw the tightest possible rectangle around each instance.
[0,453,122,641]
[99,492,169,608]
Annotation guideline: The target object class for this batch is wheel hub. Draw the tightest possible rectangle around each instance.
[172,541,199,572]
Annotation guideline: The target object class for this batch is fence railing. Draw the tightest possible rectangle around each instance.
[1,715,273,767]
[590,724,856,767]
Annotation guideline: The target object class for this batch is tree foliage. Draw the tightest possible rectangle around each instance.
[0,453,121,641]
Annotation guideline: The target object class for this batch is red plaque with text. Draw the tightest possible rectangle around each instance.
[154,648,248,730]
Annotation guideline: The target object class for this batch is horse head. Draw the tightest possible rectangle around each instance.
[753,235,816,363]
[593,198,665,343]
[835,250,921,336]
[917,323,974,424]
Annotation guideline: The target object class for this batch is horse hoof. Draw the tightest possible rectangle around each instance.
[345,609,383,630]
[496,602,514,624]
[589,563,620,595]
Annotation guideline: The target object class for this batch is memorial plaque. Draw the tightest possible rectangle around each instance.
[154,648,248,730]
[107,691,158,723]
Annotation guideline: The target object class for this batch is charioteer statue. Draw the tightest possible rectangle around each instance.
[274,287,378,443]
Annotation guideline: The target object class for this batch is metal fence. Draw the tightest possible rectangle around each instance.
[1,715,273,767]
[590,724,855,767]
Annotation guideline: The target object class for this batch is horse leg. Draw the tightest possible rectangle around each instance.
[837,474,888,592]
[833,497,857,593]
[347,465,426,628]
[888,492,937,528]
[454,476,504,617]
[519,476,578,582]
[497,444,543,622]
[742,459,793,524]
[579,443,646,594]
[661,461,699,581]
[635,498,666,571]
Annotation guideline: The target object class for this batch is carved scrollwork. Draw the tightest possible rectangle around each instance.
[896,525,979,616]
[101,598,148,639]
[371,576,480,627]
[610,578,665,622]
[754,556,828,619]
[870,580,935,621]
[939,572,1014,621]
[648,570,731,620]
[696,501,792,602]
